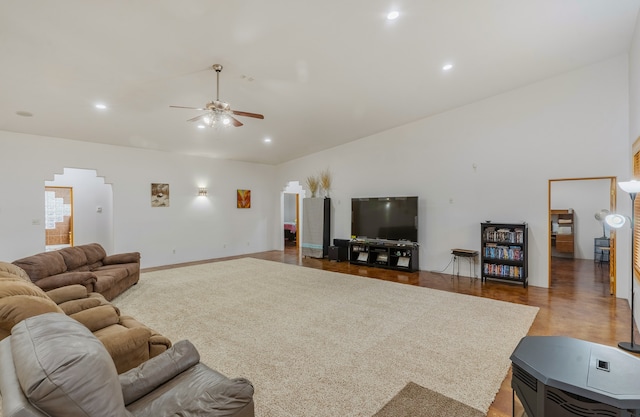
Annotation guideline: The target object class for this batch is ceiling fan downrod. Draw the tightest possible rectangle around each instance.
[213,64,223,101]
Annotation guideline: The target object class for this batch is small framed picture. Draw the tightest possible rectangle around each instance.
[237,189,251,208]
[151,183,170,207]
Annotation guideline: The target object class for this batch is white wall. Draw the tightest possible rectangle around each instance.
[0,132,278,268]
[0,54,632,295]
[277,55,630,291]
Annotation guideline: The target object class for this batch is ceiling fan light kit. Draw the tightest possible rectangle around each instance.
[170,64,264,129]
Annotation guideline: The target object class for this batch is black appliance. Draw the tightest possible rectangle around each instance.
[351,196,418,242]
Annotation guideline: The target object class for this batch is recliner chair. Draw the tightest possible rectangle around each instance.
[0,313,254,417]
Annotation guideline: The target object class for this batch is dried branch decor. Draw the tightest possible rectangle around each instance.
[306,176,319,198]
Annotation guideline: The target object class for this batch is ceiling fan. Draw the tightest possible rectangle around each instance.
[170,64,264,128]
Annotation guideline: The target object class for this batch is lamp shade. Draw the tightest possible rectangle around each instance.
[605,213,628,229]
[618,180,640,194]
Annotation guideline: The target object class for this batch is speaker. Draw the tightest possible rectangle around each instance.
[333,238,350,248]
[329,245,348,262]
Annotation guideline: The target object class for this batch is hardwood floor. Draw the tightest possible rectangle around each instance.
[145,249,637,416]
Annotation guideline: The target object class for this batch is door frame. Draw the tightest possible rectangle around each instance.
[548,177,617,294]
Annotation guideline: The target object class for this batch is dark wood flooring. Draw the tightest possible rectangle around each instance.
[145,249,637,417]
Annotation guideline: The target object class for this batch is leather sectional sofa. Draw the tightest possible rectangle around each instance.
[1,313,255,417]
[12,243,140,301]
[0,261,170,373]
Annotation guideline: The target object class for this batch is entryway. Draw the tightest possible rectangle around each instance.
[45,168,114,253]
[548,177,617,295]
[282,181,305,252]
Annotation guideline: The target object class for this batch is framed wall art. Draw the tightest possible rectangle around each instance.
[237,189,251,208]
[151,183,170,207]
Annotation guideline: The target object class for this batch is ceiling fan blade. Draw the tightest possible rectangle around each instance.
[229,116,243,127]
[170,105,207,111]
[231,110,264,119]
[186,113,209,122]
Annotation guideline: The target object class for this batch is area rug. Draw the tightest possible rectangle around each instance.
[372,382,485,417]
[113,258,538,417]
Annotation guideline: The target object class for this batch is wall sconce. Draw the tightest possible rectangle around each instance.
[198,187,208,197]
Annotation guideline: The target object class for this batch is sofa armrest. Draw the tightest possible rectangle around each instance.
[119,315,171,356]
[69,304,119,332]
[103,252,140,265]
[99,326,153,374]
[34,272,97,292]
[119,340,200,405]
[58,297,102,315]
[45,284,89,304]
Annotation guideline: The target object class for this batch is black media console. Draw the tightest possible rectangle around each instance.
[349,239,419,272]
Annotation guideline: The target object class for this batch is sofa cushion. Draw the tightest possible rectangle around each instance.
[0,272,31,282]
[70,304,120,332]
[58,246,89,271]
[12,251,67,282]
[93,269,129,293]
[0,295,63,332]
[81,243,108,265]
[0,261,31,282]
[98,326,153,374]
[10,313,130,417]
[0,279,48,299]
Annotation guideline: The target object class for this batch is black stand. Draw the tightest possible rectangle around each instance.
[619,192,640,353]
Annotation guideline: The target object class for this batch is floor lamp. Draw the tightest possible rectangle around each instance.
[607,180,640,353]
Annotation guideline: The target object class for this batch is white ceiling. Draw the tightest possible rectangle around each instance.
[1,1,639,165]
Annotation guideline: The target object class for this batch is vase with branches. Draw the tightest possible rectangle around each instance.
[320,169,332,198]
[307,175,319,198]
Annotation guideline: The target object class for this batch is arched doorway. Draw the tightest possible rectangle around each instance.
[45,168,114,253]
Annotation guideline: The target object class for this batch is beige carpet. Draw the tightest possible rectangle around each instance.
[114,258,538,417]
[373,382,485,417]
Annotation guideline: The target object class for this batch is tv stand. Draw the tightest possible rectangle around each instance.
[349,239,419,272]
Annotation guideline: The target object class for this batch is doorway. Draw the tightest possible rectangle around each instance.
[45,186,73,251]
[45,168,114,253]
[548,177,617,295]
[282,181,306,252]
[284,193,299,248]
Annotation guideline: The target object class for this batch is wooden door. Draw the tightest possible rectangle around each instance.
[45,186,73,247]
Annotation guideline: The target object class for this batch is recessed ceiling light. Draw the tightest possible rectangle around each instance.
[387,11,400,20]
[16,110,33,117]
[95,103,107,110]
[442,63,454,71]
[197,125,206,129]
[264,138,272,143]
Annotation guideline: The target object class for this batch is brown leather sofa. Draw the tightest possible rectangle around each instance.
[0,313,255,417]
[0,262,170,373]
[12,243,140,301]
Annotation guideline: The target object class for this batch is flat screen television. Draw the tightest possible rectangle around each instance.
[351,196,418,242]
